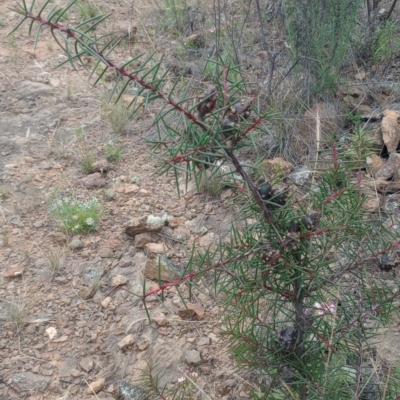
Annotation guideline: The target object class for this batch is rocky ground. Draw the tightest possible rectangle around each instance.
[1,0,400,399]
[0,1,245,399]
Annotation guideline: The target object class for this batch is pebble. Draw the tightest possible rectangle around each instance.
[98,247,114,258]
[70,237,84,249]
[87,377,105,394]
[111,274,128,288]
[118,334,134,349]
[185,349,202,365]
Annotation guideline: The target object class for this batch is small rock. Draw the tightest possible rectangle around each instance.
[79,357,94,372]
[101,297,113,309]
[125,213,168,237]
[12,372,50,392]
[178,303,205,320]
[364,125,384,150]
[118,334,135,349]
[118,381,147,400]
[375,153,400,180]
[144,256,179,281]
[185,349,202,365]
[366,154,385,175]
[99,247,114,258]
[78,286,96,300]
[382,109,400,153]
[87,377,105,394]
[124,184,139,194]
[199,232,217,247]
[151,311,169,326]
[3,267,24,278]
[33,220,45,228]
[111,274,128,288]
[91,159,110,173]
[79,172,107,189]
[144,242,167,256]
[198,337,211,346]
[40,161,53,170]
[69,237,84,249]
[134,233,154,248]
[45,327,57,340]
[104,237,122,251]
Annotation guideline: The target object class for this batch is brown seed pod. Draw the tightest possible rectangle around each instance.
[230,99,252,119]
[300,211,320,231]
[197,86,217,119]
[377,253,394,272]
[261,249,282,266]
[221,113,239,140]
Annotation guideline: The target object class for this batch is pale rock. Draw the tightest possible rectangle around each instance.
[125,213,168,237]
[132,252,147,269]
[355,71,366,80]
[364,125,384,150]
[104,237,121,250]
[101,297,113,309]
[124,184,139,194]
[139,189,148,196]
[197,337,211,346]
[45,327,57,340]
[151,311,169,326]
[144,242,166,256]
[366,154,385,175]
[111,274,128,288]
[118,334,135,349]
[185,349,202,365]
[382,110,400,153]
[87,377,105,394]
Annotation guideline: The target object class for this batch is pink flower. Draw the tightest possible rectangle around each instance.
[314,301,336,316]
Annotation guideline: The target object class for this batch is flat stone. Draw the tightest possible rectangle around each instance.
[101,297,113,309]
[382,110,400,153]
[118,334,135,349]
[144,242,166,256]
[79,172,107,189]
[125,213,168,237]
[87,377,105,394]
[99,247,114,258]
[185,350,202,365]
[12,372,50,392]
[144,256,179,281]
[79,357,94,373]
[78,286,96,300]
[111,274,128,288]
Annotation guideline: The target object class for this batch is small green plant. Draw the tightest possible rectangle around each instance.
[50,196,100,233]
[81,152,95,173]
[105,141,122,161]
[0,19,5,28]
[3,295,27,330]
[75,0,99,21]
[108,101,131,134]
[373,20,400,64]
[44,246,65,273]
[0,188,10,200]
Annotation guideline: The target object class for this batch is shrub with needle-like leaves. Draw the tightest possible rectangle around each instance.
[10,1,400,398]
